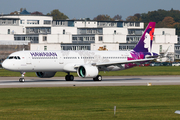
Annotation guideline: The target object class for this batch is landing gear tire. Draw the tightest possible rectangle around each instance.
[93,75,102,81]
[65,75,69,81]
[65,75,74,81]
[19,72,25,82]
[19,78,25,82]
[69,75,74,81]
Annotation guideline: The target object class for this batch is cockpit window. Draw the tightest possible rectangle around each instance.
[9,56,13,59]
[8,56,21,60]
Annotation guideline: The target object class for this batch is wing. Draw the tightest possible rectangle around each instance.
[93,58,154,66]
[74,58,154,68]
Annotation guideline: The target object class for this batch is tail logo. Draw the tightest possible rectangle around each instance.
[144,27,155,53]
[133,22,156,53]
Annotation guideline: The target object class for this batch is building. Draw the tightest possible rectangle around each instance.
[0,11,178,62]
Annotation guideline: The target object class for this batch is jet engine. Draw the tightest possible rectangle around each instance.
[36,72,56,78]
[77,65,99,78]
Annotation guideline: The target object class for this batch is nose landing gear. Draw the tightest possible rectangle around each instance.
[19,72,25,82]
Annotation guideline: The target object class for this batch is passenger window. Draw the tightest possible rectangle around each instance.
[14,56,17,59]
[17,56,20,59]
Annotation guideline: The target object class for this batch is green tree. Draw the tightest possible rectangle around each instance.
[47,9,69,20]
[113,14,122,21]
[174,24,180,36]
[126,13,141,21]
[93,14,113,21]
[126,16,139,21]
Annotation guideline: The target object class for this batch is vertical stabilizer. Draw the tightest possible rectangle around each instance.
[133,22,156,53]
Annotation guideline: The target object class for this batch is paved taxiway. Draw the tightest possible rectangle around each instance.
[0,76,180,88]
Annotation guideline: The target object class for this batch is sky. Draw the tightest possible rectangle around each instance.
[1,0,180,20]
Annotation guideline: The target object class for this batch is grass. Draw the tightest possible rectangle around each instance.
[0,86,180,119]
[1,66,180,119]
[0,66,180,77]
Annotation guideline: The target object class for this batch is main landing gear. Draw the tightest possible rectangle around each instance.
[93,75,102,81]
[65,72,74,81]
[19,72,25,82]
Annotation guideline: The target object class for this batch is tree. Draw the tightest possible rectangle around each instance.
[156,21,165,28]
[20,8,24,12]
[93,14,113,21]
[134,13,141,19]
[126,16,138,21]
[156,16,179,28]
[86,18,91,21]
[31,11,43,15]
[126,13,142,21]
[174,24,180,36]
[47,9,69,20]
[162,16,177,28]
[10,8,25,15]
[113,14,122,21]
[10,11,18,15]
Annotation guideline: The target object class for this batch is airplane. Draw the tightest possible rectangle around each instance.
[2,22,158,82]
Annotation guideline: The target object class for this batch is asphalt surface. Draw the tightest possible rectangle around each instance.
[0,76,180,88]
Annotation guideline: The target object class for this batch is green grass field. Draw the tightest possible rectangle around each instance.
[0,86,180,120]
[0,66,180,77]
[1,66,180,119]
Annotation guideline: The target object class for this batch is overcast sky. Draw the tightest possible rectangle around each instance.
[1,0,180,20]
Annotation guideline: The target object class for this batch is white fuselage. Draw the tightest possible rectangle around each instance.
[2,50,132,72]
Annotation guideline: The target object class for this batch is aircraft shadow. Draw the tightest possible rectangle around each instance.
[30,78,142,82]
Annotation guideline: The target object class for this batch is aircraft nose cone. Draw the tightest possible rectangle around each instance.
[2,60,9,70]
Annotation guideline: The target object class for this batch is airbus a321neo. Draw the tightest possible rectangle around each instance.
[2,22,158,82]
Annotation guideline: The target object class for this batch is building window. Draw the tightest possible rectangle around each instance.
[27,20,39,24]
[43,36,47,41]
[135,22,140,27]
[2,20,5,24]
[99,36,103,41]
[72,37,77,40]
[61,44,91,50]
[44,20,51,25]
[63,29,65,34]
[20,20,25,24]
[178,37,180,43]
[8,29,10,34]
[13,20,16,24]
[114,30,116,34]
[44,46,47,51]
[90,37,95,40]
[162,31,165,35]
[26,27,51,34]
[160,45,162,53]
[130,22,134,26]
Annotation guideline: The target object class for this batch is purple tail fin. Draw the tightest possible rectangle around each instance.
[133,22,156,53]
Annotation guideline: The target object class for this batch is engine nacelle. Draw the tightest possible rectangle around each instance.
[77,65,99,78]
[36,72,56,78]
